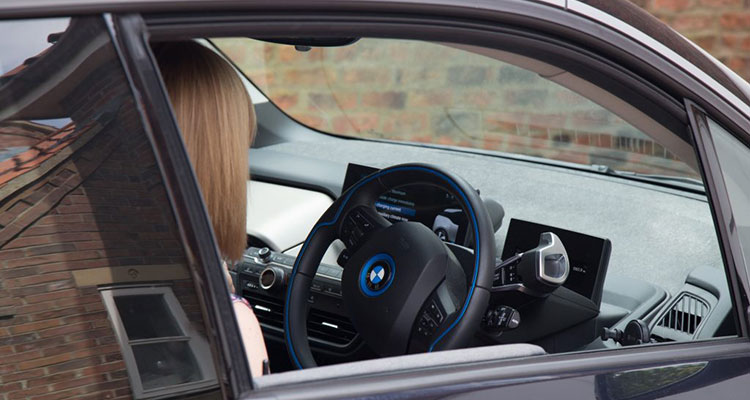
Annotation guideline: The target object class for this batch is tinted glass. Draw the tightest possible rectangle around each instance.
[707,117,750,271]
[115,295,182,340]
[0,16,215,399]
[132,342,203,390]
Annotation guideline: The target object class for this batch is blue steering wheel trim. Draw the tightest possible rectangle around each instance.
[284,166,480,370]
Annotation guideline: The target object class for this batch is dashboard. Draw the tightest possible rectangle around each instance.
[240,148,732,371]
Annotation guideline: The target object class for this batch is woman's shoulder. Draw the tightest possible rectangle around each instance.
[230,293,251,307]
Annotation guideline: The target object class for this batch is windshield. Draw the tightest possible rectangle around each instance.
[214,38,700,181]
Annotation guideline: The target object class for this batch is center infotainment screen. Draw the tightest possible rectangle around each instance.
[502,219,611,307]
[343,163,470,246]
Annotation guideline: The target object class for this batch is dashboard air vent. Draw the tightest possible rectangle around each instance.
[247,292,285,328]
[657,293,708,335]
[308,308,358,345]
[244,292,357,346]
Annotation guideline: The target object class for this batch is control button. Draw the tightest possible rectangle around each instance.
[482,305,520,333]
[345,235,358,248]
[258,247,271,263]
[311,282,323,292]
[259,267,284,291]
[337,250,351,267]
[324,286,341,297]
[246,249,260,260]
[245,281,259,290]
[307,294,315,304]
[428,301,444,323]
[342,219,355,238]
[353,212,373,231]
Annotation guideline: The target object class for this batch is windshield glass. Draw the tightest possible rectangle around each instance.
[214,38,700,181]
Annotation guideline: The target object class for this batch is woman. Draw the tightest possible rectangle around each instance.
[153,41,269,377]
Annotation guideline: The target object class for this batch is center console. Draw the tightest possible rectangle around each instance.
[237,247,363,363]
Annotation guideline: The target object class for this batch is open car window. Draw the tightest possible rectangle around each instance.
[199,35,740,382]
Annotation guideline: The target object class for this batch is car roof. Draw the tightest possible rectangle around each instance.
[0,0,747,107]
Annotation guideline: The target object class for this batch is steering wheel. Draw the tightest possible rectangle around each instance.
[284,164,496,369]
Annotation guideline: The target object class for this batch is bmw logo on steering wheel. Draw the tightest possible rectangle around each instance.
[359,253,395,297]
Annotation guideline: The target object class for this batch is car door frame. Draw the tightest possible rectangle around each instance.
[13,1,745,399]
[105,12,255,398]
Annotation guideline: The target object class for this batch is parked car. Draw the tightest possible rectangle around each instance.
[1,0,750,399]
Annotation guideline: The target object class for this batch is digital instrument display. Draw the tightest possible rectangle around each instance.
[502,219,611,307]
[343,163,469,245]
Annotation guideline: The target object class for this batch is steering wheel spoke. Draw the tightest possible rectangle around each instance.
[338,205,391,251]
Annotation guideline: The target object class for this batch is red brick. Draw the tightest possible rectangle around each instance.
[62,311,107,324]
[1,266,40,279]
[362,91,406,109]
[12,272,72,287]
[13,335,67,353]
[0,249,25,260]
[42,339,98,357]
[67,328,112,343]
[53,294,102,308]
[35,214,83,226]
[0,332,38,346]
[0,344,13,356]
[1,368,45,384]
[38,321,94,338]
[5,250,100,268]
[70,344,121,359]
[7,385,50,400]
[27,371,77,388]
[2,349,43,364]
[698,0,741,6]
[28,305,87,322]
[0,363,18,375]
[18,352,74,371]
[24,289,80,304]
[80,361,126,377]
[10,319,61,335]
[46,356,100,374]
[652,0,695,12]
[26,243,78,257]
[672,14,715,31]
[51,374,107,391]
[719,11,750,30]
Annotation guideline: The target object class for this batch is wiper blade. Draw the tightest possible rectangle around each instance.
[589,164,705,193]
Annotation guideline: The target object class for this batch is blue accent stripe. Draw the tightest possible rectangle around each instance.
[284,166,480,369]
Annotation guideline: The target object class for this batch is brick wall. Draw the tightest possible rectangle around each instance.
[633,0,750,81]
[218,38,698,178]
[0,24,205,400]
[218,3,750,179]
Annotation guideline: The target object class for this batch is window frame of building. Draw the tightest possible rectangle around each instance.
[100,285,218,399]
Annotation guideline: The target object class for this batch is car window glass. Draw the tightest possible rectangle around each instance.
[203,35,737,379]
[215,38,700,181]
[706,117,750,271]
[0,17,219,399]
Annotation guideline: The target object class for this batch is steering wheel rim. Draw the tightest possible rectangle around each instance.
[284,164,495,369]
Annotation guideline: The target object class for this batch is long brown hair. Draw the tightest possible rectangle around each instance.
[153,41,255,261]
